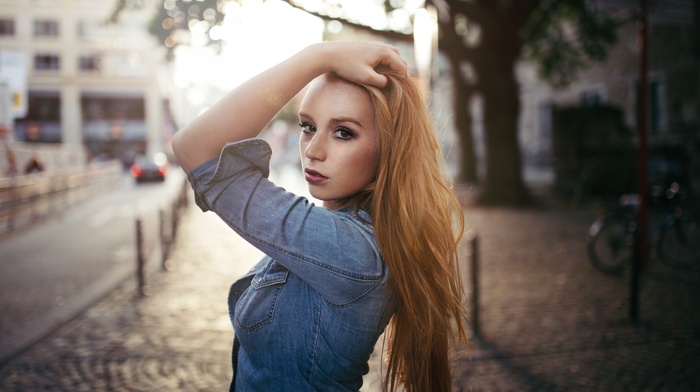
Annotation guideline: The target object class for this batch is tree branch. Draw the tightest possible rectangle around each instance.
[106,0,127,24]
[519,0,566,44]
[278,0,413,43]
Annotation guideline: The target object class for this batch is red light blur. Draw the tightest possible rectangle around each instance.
[130,165,142,177]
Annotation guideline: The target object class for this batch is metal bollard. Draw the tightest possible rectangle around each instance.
[159,209,168,270]
[135,218,146,297]
[171,202,178,240]
[8,182,17,231]
[179,179,189,209]
[160,209,174,271]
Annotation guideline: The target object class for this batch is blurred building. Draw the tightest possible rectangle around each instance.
[518,0,699,195]
[0,0,175,166]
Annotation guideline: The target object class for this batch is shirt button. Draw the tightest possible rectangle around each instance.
[232,290,239,295]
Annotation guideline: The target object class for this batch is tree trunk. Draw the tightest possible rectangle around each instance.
[448,57,478,184]
[478,61,530,205]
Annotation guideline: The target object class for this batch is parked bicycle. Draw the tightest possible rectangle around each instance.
[586,182,700,273]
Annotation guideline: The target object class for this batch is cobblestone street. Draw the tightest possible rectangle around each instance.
[1,188,699,391]
[454,201,700,391]
[0,205,260,391]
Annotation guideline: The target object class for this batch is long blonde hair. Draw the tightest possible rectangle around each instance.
[348,69,468,391]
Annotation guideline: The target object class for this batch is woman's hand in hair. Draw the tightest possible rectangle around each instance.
[173,40,407,174]
[316,41,407,88]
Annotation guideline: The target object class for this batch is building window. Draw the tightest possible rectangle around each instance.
[634,79,665,135]
[649,80,662,135]
[580,90,602,106]
[0,18,15,36]
[34,19,59,37]
[79,55,101,72]
[25,94,61,121]
[538,101,554,144]
[15,92,62,143]
[81,96,145,121]
[34,54,60,71]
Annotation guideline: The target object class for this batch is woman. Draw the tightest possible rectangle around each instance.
[172,41,468,392]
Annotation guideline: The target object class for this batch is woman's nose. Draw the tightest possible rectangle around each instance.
[304,133,326,161]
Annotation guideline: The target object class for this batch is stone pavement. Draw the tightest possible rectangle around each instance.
[1,186,699,391]
[453,195,700,392]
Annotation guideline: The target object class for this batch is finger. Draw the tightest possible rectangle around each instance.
[372,74,389,88]
[366,68,389,88]
[382,46,407,75]
[381,53,408,76]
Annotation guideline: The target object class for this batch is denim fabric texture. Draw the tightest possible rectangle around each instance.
[188,139,395,391]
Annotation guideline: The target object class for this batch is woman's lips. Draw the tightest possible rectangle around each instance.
[304,169,328,185]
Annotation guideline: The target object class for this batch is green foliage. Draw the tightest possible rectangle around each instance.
[521,0,618,87]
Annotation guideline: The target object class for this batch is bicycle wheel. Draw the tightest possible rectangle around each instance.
[587,219,633,273]
[657,213,700,269]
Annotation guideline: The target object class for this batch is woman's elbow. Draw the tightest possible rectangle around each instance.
[171,130,193,174]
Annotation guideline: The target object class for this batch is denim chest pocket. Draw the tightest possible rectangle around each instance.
[235,260,289,333]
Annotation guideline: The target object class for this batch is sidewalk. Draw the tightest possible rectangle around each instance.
[1,185,699,391]
[453,195,700,391]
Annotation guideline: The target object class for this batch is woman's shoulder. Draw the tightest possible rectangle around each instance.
[317,207,382,274]
[329,207,374,233]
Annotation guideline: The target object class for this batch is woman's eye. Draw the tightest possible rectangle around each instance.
[299,123,315,133]
[333,128,353,140]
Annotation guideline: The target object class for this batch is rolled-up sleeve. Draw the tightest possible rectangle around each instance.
[188,138,272,213]
[186,138,386,305]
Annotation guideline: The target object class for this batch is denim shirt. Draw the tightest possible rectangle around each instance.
[187,139,395,391]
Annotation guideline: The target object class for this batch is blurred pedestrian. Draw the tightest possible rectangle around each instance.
[1,126,19,177]
[4,148,18,177]
[173,41,467,392]
[24,153,44,174]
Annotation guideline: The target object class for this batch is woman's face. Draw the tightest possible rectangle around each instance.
[298,75,379,210]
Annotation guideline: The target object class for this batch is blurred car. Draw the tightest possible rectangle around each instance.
[130,152,169,183]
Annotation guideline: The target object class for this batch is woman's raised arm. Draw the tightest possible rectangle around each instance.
[172,41,406,174]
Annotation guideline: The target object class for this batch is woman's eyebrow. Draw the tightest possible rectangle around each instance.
[332,116,364,128]
[298,112,365,128]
